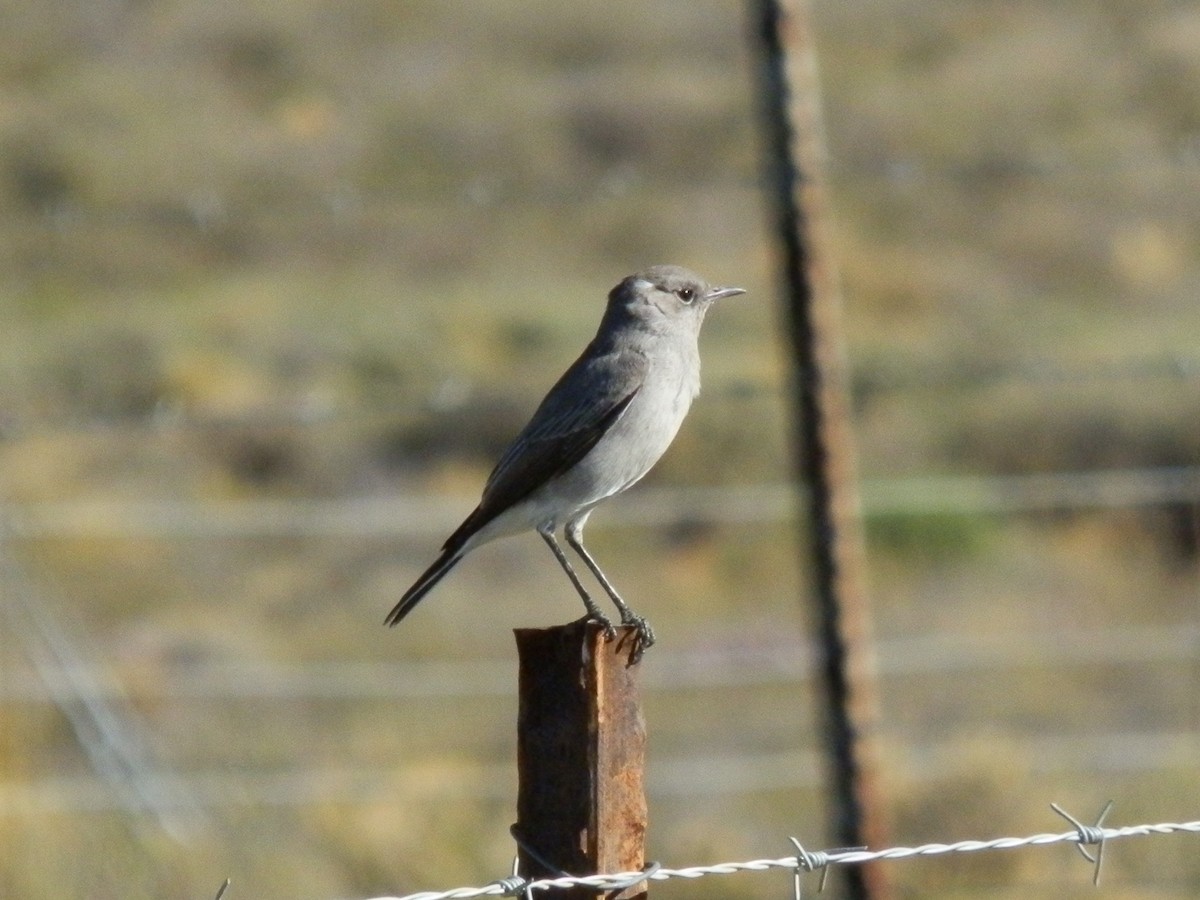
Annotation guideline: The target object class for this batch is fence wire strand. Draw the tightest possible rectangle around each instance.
[366,809,1200,900]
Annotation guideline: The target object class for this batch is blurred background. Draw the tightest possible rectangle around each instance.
[1,1,1198,897]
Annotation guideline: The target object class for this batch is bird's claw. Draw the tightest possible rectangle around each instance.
[587,611,654,663]
[621,612,655,664]
[588,613,618,642]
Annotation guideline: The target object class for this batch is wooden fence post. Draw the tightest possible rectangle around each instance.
[514,619,648,899]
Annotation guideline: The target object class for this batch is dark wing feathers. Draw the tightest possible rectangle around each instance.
[442,346,647,551]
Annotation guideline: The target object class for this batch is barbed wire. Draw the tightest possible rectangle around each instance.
[365,806,1200,900]
[4,467,1200,542]
[2,623,1196,703]
[3,349,1200,439]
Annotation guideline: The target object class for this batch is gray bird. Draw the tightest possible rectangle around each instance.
[385,265,745,658]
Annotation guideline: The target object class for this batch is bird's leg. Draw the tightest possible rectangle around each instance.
[564,519,656,661]
[538,526,617,640]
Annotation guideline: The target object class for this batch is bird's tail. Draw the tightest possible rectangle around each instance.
[384,548,465,627]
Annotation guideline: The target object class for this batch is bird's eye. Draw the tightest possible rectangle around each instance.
[676,287,695,303]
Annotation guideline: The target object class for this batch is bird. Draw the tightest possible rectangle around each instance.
[385,265,745,659]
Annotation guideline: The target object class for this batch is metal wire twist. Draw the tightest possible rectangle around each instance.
[376,806,1200,900]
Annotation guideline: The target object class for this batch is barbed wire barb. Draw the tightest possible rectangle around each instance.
[787,837,834,897]
[487,855,532,900]
[1051,800,1113,886]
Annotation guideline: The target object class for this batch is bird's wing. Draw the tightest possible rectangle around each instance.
[443,345,647,550]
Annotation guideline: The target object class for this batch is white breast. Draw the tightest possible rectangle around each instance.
[554,340,700,510]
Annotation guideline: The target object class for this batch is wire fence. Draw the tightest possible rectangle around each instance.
[5,2,1199,899]
[2,623,1196,702]
[3,467,1199,542]
[353,805,1200,900]
[2,346,1199,438]
[7,733,1200,817]
[11,136,1200,229]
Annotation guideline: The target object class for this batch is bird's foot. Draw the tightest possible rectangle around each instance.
[587,612,618,642]
[620,612,655,664]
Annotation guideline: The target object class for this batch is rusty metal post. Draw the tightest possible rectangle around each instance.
[514,620,647,899]
[752,1,893,898]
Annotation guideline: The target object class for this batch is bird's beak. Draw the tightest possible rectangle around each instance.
[706,285,746,302]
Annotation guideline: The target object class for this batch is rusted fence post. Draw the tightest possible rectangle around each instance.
[754,0,893,898]
[514,619,648,899]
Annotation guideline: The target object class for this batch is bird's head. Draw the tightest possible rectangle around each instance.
[607,265,745,334]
